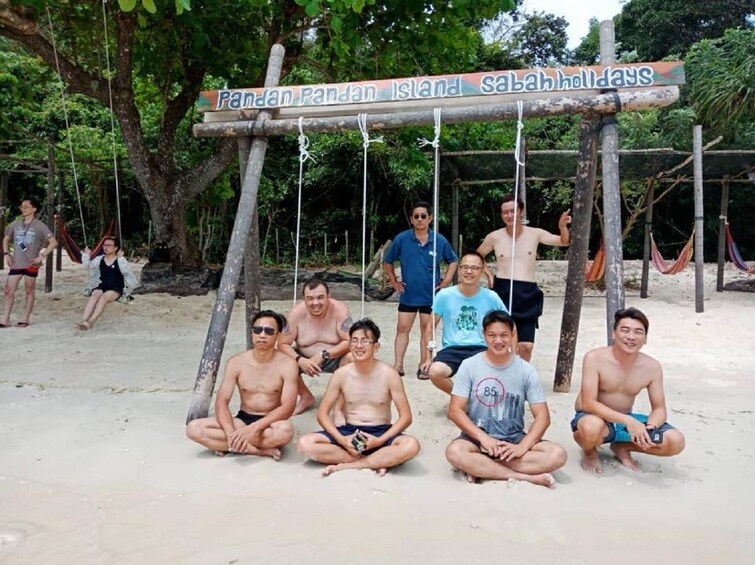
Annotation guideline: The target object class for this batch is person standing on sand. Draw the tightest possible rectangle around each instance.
[2,197,57,328]
[76,236,138,330]
[477,193,570,361]
[445,310,567,488]
[297,318,420,477]
[571,307,685,474]
[278,277,353,416]
[186,310,298,460]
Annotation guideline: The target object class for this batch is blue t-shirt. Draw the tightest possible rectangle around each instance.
[452,353,546,442]
[384,229,458,307]
[433,286,505,348]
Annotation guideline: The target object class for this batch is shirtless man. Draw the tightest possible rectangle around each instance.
[185,310,298,459]
[422,251,505,394]
[445,310,567,488]
[477,194,570,361]
[2,197,57,328]
[278,278,353,415]
[572,307,685,473]
[297,318,420,477]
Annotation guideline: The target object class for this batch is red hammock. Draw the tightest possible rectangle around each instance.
[725,224,755,274]
[55,215,114,263]
[650,231,694,275]
[584,244,606,282]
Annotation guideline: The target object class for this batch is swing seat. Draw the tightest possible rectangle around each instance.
[725,224,755,274]
[55,215,115,263]
[650,231,694,275]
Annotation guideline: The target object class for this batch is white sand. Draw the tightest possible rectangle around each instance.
[1,257,754,564]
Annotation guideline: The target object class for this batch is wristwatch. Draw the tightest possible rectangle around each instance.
[321,350,331,361]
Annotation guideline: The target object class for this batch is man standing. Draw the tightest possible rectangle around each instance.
[572,307,685,473]
[278,278,353,415]
[423,251,505,394]
[186,310,298,459]
[477,194,571,361]
[445,310,567,487]
[2,197,57,328]
[384,200,458,378]
[297,319,420,477]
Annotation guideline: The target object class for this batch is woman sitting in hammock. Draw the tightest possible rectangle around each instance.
[75,236,138,331]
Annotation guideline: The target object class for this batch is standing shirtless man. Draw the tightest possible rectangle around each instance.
[186,310,298,459]
[297,318,420,476]
[477,194,570,361]
[571,307,685,473]
[278,278,353,415]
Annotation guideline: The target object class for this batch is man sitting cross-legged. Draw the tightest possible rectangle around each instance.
[445,310,567,488]
[297,318,421,477]
[572,307,685,473]
[186,310,298,460]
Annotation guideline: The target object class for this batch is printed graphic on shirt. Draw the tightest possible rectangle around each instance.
[470,374,524,440]
[456,305,479,332]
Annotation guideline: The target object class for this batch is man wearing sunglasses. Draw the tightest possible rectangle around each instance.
[186,310,298,459]
[2,197,57,328]
[297,318,420,476]
[477,194,571,361]
[278,278,353,417]
[384,201,458,378]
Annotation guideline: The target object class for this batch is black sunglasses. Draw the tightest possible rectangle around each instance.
[413,213,428,220]
[252,326,276,336]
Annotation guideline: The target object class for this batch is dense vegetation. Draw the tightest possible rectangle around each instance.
[1,0,753,267]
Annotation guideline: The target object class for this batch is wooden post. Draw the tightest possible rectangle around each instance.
[45,141,55,293]
[716,176,730,292]
[345,230,349,265]
[56,171,64,271]
[640,179,655,298]
[518,137,528,224]
[553,114,600,392]
[0,172,7,270]
[451,180,460,255]
[324,233,328,259]
[693,125,704,313]
[365,240,392,278]
[599,20,624,343]
[238,134,261,350]
[187,44,285,423]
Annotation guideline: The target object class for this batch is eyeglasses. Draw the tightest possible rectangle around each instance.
[349,338,374,346]
[412,214,428,220]
[459,265,482,272]
[252,326,277,336]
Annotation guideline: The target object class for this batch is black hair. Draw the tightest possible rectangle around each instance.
[22,196,40,210]
[482,310,516,332]
[613,307,649,334]
[302,277,329,296]
[251,309,286,333]
[501,193,524,210]
[460,250,485,265]
[410,200,432,216]
[349,318,381,342]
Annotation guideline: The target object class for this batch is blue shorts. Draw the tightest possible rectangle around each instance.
[317,423,399,455]
[398,303,432,315]
[570,410,675,443]
[236,410,264,426]
[433,345,487,376]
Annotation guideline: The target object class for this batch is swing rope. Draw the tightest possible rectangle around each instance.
[418,108,442,356]
[293,117,314,305]
[507,100,525,314]
[357,114,383,318]
[46,7,87,247]
[100,0,123,246]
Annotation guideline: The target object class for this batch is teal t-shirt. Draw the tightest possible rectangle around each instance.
[433,286,505,348]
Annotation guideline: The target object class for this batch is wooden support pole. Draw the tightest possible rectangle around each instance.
[518,137,528,224]
[693,125,705,313]
[187,44,285,423]
[717,176,730,292]
[599,20,624,343]
[56,171,64,271]
[194,87,681,139]
[365,240,391,279]
[451,180,460,255]
[238,134,261,350]
[553,114,600,392]
[45,141,55,293]
[640,179,655,298]
[0,172,7,270]
[345,230,349,265]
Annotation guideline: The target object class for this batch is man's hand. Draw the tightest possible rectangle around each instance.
[478,434,502,458]
[298,355,322,376]
[5,254,15,268]
[497,440,529,462]
[626,418,653,450]
[339,432,362,458]
[390,279,405,294]
[227,424,262,453]
[359,431,384,453]
[558,209,572,229]
[437,278,452,290]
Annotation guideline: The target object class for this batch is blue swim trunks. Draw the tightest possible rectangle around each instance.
[570,410,674,443]
[317,423,400,455]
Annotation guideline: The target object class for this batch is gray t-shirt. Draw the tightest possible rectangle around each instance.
[451,352,546,442]
[5,218,53,269]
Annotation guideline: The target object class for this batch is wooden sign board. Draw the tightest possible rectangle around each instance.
[198,61,684,113]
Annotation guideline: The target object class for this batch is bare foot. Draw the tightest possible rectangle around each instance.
[580,449,603,474]
[294,394,316,416]
[376,467,388,477]
[525,473,556,489]
[75,321,91,331]
[243,446,282,460]
[610,443,641,471]
[322,464,343,477]
[213,450,227,457]
[466,473,477,483]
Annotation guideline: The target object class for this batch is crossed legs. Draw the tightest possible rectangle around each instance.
[186,416,294,459]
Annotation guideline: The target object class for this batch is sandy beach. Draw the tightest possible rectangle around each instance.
[1,256,754,564]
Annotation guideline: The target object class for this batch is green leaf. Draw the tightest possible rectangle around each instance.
[294,0,309,6]
[304,1,319,18]
[118,0,137,12]
[137,13,147,27]
[142,0,157,14]
[330,15,342,32]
